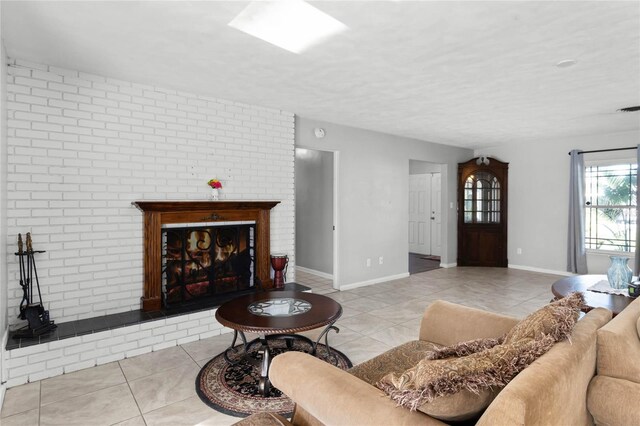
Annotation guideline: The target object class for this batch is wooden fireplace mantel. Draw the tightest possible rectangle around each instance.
[132,200,280,311]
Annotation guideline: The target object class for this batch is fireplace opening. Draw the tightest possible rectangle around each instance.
[162,223,255,308]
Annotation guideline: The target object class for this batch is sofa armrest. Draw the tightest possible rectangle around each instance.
[419,300,519,346]
[596,297,640,382]
[269,352,446,426]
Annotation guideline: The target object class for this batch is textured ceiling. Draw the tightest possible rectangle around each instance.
[2,1,639,149]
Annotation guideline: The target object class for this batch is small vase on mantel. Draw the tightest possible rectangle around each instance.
[607,256,633,290]
[209,188,219,201]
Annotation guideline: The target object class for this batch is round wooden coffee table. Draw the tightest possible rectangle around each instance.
[552,274,633,317]
[215,290,342,395]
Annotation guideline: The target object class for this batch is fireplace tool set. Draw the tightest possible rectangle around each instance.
[14,233,56,339]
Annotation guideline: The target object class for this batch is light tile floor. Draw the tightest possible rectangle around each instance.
[1,267,561,426]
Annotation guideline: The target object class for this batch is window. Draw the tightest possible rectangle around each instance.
[585,162,637,252]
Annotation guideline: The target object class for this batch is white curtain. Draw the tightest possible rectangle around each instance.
[567,149,588,274]
[635,144,640,277]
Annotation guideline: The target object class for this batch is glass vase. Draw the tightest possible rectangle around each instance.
[607,256,633,289]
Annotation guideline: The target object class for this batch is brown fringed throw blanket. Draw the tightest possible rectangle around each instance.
[377,292,585,411]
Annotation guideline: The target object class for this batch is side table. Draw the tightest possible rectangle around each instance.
[552,274,633,317]
[215,290,342,396]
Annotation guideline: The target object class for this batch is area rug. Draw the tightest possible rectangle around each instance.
[196,339,352,417]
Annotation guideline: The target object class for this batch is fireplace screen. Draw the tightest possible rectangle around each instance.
[161,224,255,306]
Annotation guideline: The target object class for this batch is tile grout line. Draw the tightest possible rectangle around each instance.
[38,380,42,426]
[38,381,132,420]
[127,346,203,418]
[126,345,211,423]
[117,360,147,426]
[180,343,200,366]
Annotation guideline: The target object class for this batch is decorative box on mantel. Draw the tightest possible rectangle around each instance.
[132,200,280,312]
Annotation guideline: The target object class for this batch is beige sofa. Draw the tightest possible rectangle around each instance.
[264,300,611,426]
[588,297,640,425]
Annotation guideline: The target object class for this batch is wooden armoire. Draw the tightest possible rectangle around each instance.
[457,157,508,267]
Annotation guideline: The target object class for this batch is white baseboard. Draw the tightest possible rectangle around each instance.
[1,328,8,407]
[339,272,410,291]
[508,264,573,276]
[296,266,333,280]
[440,262,457,268]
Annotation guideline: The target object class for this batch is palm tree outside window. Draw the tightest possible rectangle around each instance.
[585,162,637,252]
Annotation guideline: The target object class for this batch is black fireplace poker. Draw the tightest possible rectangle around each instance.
[13,233,56,339]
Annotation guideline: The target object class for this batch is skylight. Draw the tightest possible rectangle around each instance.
[228,0,348,54]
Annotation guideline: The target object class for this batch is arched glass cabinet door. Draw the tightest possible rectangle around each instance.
[463,171,501,224]
[457,157,509,267]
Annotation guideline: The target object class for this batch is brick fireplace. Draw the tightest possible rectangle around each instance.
[132,201,280,311]
[3,59,295,388]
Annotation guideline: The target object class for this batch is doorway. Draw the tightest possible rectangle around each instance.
[409,160,443,274]
[295,148,338,291]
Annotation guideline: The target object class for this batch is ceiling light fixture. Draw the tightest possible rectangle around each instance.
[476,156,490,166]
[555,59,577,68]
[618,106,640,112]
[228,0,348,54]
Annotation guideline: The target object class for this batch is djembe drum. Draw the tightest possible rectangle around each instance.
[270,254,288,289]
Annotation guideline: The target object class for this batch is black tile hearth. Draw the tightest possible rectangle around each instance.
[6,283,310,350]
[56,321,77,339]
[37,328,59,344]
[74,317,108,336]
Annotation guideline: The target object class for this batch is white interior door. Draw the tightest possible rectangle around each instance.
[409,174,430,254]
[430,173,442,256]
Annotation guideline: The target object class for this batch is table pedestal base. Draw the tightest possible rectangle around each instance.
[223,321,339,396]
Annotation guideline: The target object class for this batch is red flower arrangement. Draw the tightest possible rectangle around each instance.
[207,179,222,189]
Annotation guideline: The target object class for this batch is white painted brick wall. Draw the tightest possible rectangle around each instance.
[5,58,296,325]
[5,307,228,387]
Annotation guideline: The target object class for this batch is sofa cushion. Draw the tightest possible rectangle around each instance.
[377,293,583,412]
[503,292,584,343]
[415,387,501,422]
[588,375,640,426]
[349,340,441,384]
[595,296,640,379]
[413,337,503,420]
[349,339,496,421]
[479,307,611,426]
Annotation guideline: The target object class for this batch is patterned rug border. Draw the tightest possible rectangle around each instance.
[195,341,353,418]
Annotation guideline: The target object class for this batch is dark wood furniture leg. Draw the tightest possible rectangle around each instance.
[257,334,271,396]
